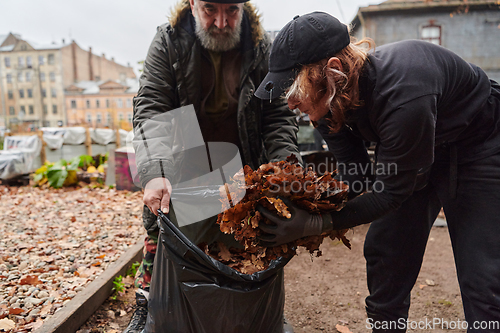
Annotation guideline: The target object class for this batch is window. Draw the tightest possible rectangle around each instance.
[52,105,57,114]
[96,113,102,124]
[20,106,26,117]
[106,99,110,108]
[126,99,132,108]
[17,72,23,82]
[43,105,48,115]
[27,56,32,68]
[6,74,12,83]
[4,57,10,68]
[18,57,24,67]
[96,100,100,108]
[86,113,92,124]
[127,113,133,123]
[9,106,15,115]
[48,54,55,65]
[29,105,34,115]
[26,72,32,82]
[50,72,55,82]
[51,88,56,98]
[421,25,441,45]
[71,100,76,109]
[86,100,91,108]
[106,112,112,125]
[7,90,13,99]
[117,99,123,108]
[27,89,33,98]
[38,55,44,65]
[40,72,46,82]
[42,89,46,98]
[118,113,124,121]
[43,120,50,127]
[19,89,25,98]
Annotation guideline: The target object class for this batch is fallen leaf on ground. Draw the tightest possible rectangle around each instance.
[0,318,15,330]
[19,275,42,285]
[8,307,24,315]
[40,304,52,316]
[336,324,353,333]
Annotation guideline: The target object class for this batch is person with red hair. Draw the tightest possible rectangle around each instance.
[256,12,500,332]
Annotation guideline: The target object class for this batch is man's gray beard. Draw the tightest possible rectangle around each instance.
[194,14,242,52]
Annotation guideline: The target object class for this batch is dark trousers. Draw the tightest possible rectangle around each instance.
[364,152,500,332]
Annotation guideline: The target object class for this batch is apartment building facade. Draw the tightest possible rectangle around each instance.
[0,33,136,129]
[65,78,138,130]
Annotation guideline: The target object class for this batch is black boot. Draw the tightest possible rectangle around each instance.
[123,291,148,333]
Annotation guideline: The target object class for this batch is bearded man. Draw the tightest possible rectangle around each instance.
[125,0,301,332]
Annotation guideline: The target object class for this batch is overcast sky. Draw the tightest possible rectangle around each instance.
[0,0,383,76]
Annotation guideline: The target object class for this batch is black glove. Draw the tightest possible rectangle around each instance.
[257,198,333,247]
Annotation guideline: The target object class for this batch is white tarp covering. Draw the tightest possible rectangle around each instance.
[42,127,131,148]
[0,135,41,180]
[43,134,65,150]
[63,127,87,145]
[41,127,87,147]
[90,128,115,145]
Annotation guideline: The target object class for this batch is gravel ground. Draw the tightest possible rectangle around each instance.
[0,185,144,332]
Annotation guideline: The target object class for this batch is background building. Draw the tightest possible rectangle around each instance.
[351,0,500,82]
[65,78,138,130]
[0,33,136,130]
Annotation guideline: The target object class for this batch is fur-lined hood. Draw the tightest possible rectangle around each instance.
[168,0,265,46]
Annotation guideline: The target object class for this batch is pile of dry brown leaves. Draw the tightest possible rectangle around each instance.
[203,156,351,274]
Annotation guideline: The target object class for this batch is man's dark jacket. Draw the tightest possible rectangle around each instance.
[133,0,301,188]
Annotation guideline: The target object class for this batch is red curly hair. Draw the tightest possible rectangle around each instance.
[286,38,375,132]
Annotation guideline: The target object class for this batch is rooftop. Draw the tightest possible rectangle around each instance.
[358,0,500,13]
[66,78,139,95]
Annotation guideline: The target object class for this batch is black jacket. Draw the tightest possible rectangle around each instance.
[319,40,500,228]
[132,1,301,188]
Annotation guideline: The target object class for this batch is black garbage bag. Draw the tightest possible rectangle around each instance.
[145,211,293,333]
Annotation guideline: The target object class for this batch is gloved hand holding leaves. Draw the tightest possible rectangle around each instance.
[257,198,333,247]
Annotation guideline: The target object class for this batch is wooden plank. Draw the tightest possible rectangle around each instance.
[38,130,47,164]
[115,128,121,149]
[85,127,92,156]
[34,239,144,333]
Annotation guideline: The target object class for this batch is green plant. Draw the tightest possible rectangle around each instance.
[110,275,125,300]
[99,152,109,166]
[78,155,94,170]
[33,156,80,188]
[126,262,141,277]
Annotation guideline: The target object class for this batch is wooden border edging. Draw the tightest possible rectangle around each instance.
[34,239,144,333]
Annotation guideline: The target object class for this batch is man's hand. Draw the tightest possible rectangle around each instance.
[144,177,172,216]
[257,198,332,247]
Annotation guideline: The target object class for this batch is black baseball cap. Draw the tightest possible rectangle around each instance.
[255,12,350,100]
